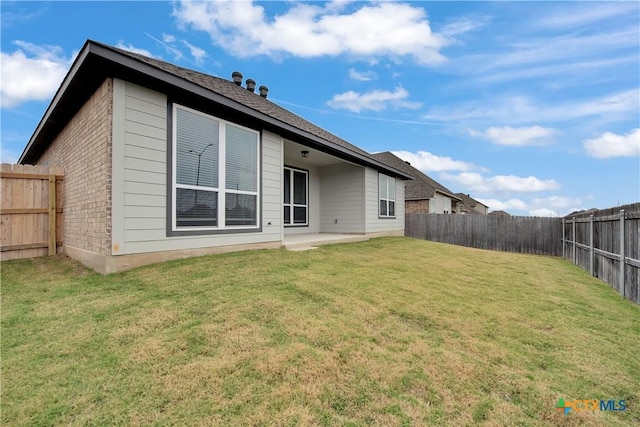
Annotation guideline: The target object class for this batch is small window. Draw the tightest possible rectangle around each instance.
[379,173,396,218]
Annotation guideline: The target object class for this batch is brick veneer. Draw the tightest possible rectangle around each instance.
[405,199,430,214]
[36,78,113,256]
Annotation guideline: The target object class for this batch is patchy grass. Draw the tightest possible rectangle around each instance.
[2,237,638,426]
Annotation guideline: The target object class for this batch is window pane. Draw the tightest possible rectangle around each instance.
[226,193,257,226]
[293,171,306,204]
[226,124,257,192]
[389,201,395,217]
[388,177,395,200]
[284,206,291,224]
[379,174,388,199]
[176,108,218,188]
[294,206,307,224]
[380,200,387,216]
[284,169,291,204]
[176,188,217,227]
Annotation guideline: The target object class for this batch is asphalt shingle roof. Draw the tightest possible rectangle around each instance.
[99,41,375,160]
[454,193,489,213]
[371,151,459,200]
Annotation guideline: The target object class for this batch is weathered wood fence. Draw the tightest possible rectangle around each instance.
[562,203,640,304]
[405,213,563,256]
[1,164,64,261]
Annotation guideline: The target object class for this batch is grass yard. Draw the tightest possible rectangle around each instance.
[1,237,639,426]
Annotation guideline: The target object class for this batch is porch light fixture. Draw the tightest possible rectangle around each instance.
[301,150,309,158]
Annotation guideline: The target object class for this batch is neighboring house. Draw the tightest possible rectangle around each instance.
[488,210,511,216]
[371,152,461,214]
[18,40,411,273]
[455,193,489,215]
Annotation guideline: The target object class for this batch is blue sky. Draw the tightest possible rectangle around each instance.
[1,1,638,216]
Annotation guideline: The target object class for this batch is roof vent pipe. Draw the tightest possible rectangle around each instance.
[245,79,256,92]
[232,71,243,86]
[259,85,269,98]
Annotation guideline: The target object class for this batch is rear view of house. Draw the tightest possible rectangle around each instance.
[18,40,411,273]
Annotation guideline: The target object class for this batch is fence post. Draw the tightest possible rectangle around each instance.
[572,217,576,265]
[48,174,57,256]
[619,209,625,298]
[589,215,594,276]
[562,218,565,258]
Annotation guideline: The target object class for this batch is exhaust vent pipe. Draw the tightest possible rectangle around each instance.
[232,71,243,86]
[245,79,256,92]
[259,85,269,98]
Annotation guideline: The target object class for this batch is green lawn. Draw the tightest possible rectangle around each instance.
[2,237,638,426]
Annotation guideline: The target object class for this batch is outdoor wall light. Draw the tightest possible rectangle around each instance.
[301,150,309,158]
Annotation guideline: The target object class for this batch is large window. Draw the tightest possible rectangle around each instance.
[379,173,396,218]
[172,104,259,231]
[284,167,308,226]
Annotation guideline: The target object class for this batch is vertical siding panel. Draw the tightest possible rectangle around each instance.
[319,163,365,233]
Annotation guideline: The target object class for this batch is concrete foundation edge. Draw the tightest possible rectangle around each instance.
[64,241,283,274]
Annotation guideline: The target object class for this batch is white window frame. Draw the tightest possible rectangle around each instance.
[379,173,396,218]
[283,166,309,227]
[172,103,260,232]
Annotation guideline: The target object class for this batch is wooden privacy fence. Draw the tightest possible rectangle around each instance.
[405,213,563,256]
[1,164,64,261]
[562,204,640,304]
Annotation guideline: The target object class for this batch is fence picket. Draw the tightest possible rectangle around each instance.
[0,164,64,261]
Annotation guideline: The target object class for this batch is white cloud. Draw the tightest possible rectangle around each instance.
[0,41,72,108]
[144,32,183,61]
[116,41,156,58]
[391,150,479,173]
[532,196,584,210]
[470,195,585,216]
[327,86,422,113]
[442,172,560,193]
[583,128,640,158]
[469,126,557,146]
[182,40,207,64]
[439,15,490,38]
[532,2,639,30]
[173,1,448,64]
[423,89,639,125]
[477,198,528,211]
[348,68,377,81]
[327,86,421,113]
[162,33,176,43]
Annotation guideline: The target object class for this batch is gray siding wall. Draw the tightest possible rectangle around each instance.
[430,193,452,214]
[319,163,365,233]
[364,167,405,233]
[111,79,282,255]
[283,158,320,235]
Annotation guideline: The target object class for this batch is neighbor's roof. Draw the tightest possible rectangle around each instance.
[371,152,460,200]
[455,193,489,212]
[19,40,411,180]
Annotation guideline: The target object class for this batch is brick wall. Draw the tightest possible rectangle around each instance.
[36,78,113,256]
[406,199,430,214]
